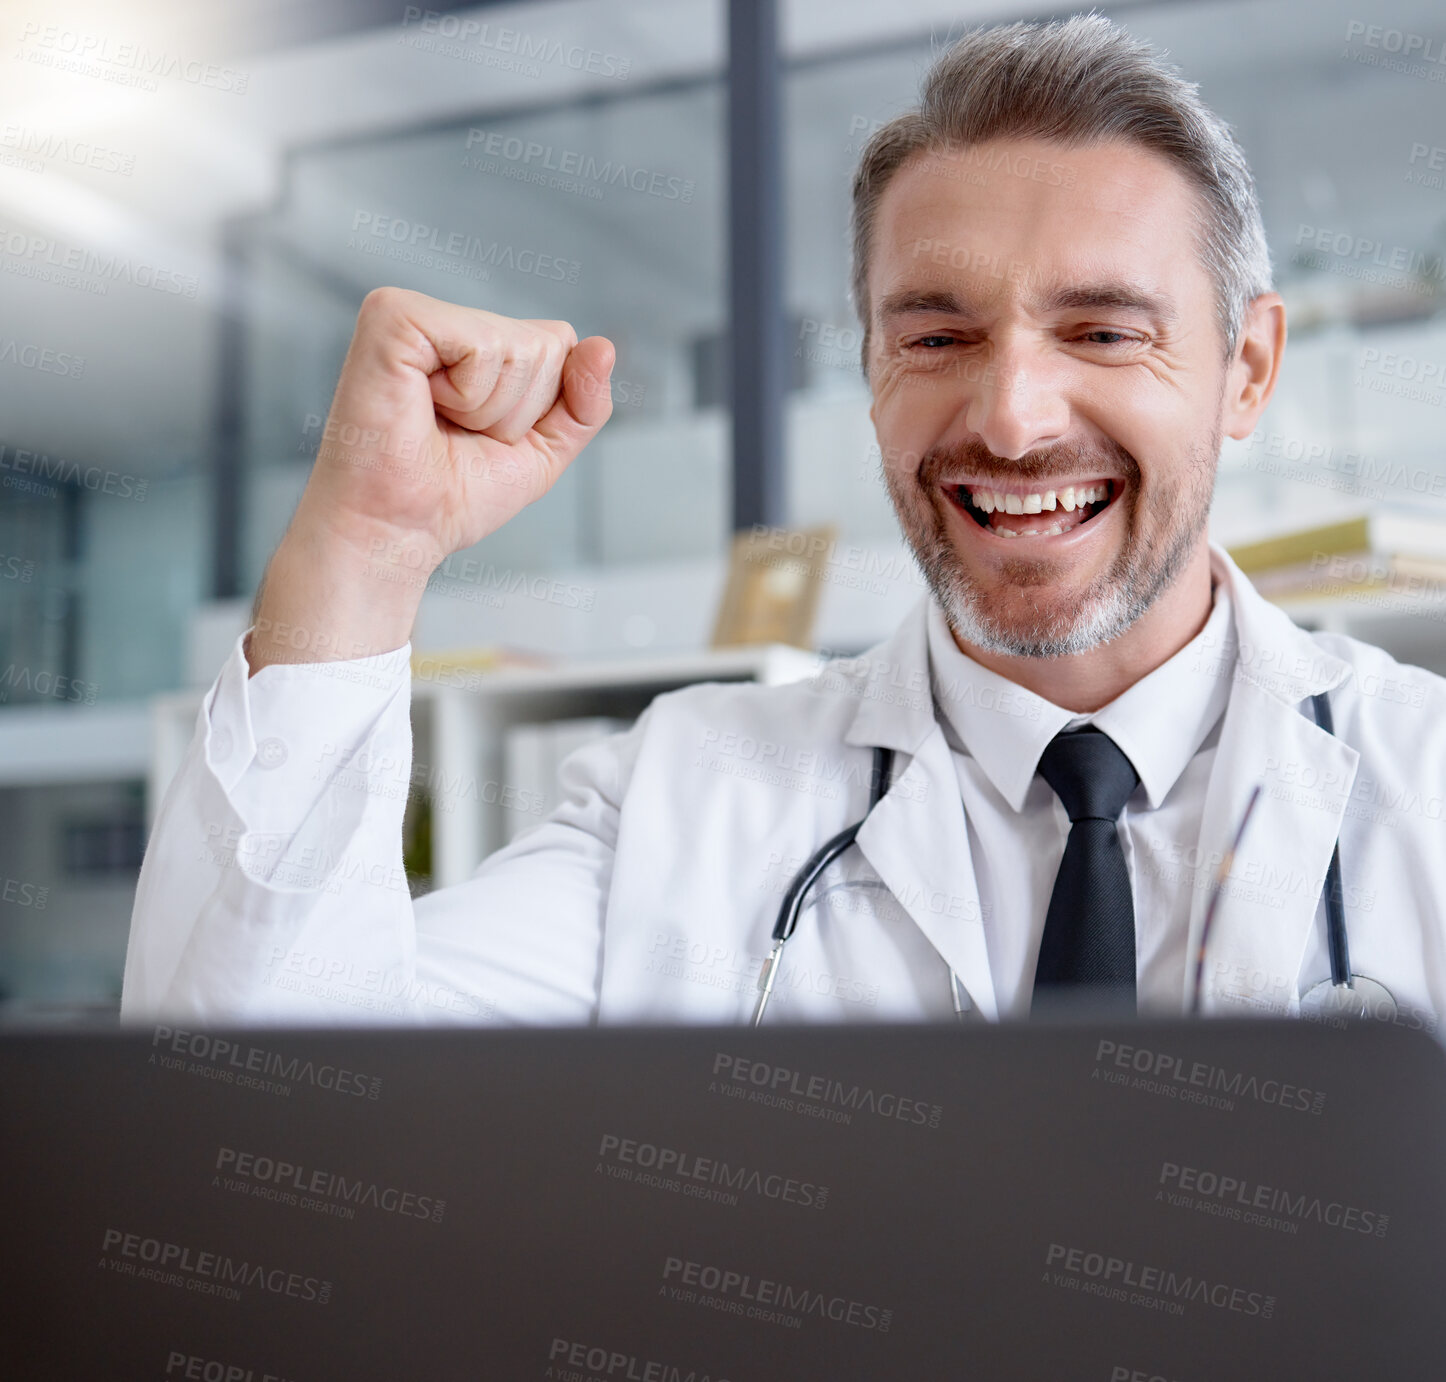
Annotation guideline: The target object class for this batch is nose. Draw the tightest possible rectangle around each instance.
[963,335,1070,460]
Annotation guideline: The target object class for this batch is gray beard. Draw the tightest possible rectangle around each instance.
[887,431,1218,660]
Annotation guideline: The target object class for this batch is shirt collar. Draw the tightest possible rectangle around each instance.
[926,577,1234,813]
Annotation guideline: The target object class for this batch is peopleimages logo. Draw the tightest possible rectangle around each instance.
[662,1255,893,1331]
[0,337,85,376]
[463,128,694,201]
[0,123,136,176]
[150,1027,382,1100]
[547,1337,729,1381]
[349,210,581,284]
[100,1228,331,1305]
[1044,1243,1275,1320]
[0,225,199,296]
[1158,1161,1389,1238]
[1092,1039,1326,1115]
[399,7,631,80]
[163,1348,293,1380]
[597,1132,828,1209]
[163,1349,293,1381]
[215,1147,446,1224]
[712,1053,943,1128]
[14,21,249,92]
[0,444,148,500]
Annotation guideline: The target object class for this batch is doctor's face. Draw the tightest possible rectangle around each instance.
[866,137,1230,658]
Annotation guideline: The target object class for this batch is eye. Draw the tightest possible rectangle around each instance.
[910,335,958,349]
[1076,329,1137,346]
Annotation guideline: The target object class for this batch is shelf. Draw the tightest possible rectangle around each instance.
[1264,591,1446,636]
[0,701,152,789]
[411,642,820,695]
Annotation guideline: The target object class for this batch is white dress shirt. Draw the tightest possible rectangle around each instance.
[926,579,1234,1018]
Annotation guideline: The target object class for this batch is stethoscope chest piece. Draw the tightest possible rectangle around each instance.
[1299,975,1398,1022]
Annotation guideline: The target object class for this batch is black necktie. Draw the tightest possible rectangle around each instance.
[1030,727,1139,1015]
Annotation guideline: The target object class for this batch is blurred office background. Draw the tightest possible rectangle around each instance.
[1,0,1444,1017]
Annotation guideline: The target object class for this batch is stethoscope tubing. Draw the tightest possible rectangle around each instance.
[752,747,893,1026]
[753,691,1369,1025]
[1310,691,1352,990]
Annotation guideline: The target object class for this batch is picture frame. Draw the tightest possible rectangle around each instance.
[710,524,836,649]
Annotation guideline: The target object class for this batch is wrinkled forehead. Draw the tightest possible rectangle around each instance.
[867,137,1213,323]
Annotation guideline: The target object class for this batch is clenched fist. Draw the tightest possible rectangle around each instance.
[247,287,615,674]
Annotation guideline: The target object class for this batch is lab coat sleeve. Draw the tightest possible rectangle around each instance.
[120,631,635,1027]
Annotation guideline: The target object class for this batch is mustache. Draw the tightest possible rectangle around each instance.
[918,436,1141,488]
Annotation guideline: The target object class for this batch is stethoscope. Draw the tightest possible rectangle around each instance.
[751,691,1397,1025]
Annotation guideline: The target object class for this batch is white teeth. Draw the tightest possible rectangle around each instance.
[964,480,1114,518]
[996,519,1067,539]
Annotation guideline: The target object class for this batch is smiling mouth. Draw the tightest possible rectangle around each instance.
[948,479,1121,539]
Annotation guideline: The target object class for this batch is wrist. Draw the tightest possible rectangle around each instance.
[245,513,432,675]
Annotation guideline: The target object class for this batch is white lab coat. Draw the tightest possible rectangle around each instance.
[121,544,1446,1031]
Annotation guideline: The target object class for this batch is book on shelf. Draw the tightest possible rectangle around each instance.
[1250,559,1446,605]
[1227,512,1446,575]
[1227,512,1446,605]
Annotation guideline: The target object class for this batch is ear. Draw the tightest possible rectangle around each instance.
[1222,292,1286,440]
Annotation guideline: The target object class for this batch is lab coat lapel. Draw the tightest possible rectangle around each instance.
[838,598,999,1021]
[854,725,999,1021]
[1187,550,1360,1014]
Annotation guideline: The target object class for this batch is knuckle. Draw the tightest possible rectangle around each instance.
[509,338,544,375]
[462,338,497,383]
[359,285,405,321]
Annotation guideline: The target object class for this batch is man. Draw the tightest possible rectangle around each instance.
[122,16,1446,1029]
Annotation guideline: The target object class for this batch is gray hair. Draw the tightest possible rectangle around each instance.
[850,13,1272,365]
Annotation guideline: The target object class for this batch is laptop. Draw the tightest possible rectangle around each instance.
[2,1016,1442,1379]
